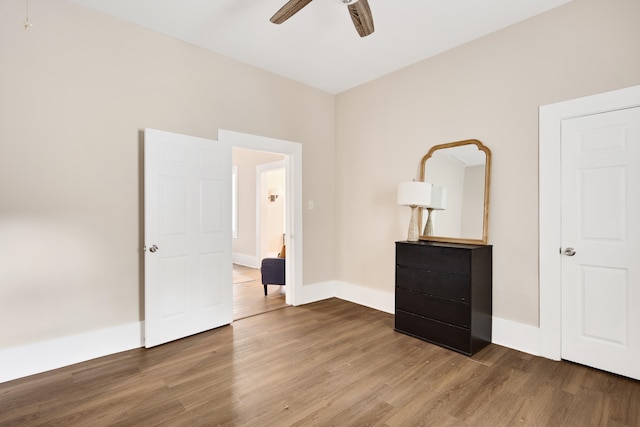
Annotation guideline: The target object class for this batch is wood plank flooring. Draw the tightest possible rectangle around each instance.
[233,264,287,320]
[1,298,638,426]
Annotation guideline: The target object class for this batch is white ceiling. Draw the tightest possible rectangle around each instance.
[67,0,571,94]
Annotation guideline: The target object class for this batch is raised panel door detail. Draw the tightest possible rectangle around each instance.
[579,124,626,153]
[199,252,222,308]
[200,179,222,234]
[159,256,187,317]
[161,145,187,163]
[160,176,187,236]
[580,166,625,241]
[580,266,627,346]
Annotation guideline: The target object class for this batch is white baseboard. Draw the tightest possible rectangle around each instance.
[0,286,544,384]
[492,316,540,356]
[298,280,394,314]
[0,322,143,384]
[297,280,337,305]
[232,253,259,269]
[334,281,395,314]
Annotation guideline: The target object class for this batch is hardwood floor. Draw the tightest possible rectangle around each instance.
[1,298,638,426]
[233,264,287,320]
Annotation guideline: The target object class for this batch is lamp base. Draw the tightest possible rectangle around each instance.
[423,207,434,236]
[407,205,420,241]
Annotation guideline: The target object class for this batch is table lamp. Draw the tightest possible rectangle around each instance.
[397,182,432,241]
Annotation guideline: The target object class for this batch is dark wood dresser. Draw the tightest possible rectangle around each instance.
[395,241,492,356]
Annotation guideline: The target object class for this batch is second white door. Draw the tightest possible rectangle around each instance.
[561,107,640,380]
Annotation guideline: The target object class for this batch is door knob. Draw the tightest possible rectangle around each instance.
[149,245,159,253]
[563,247,576,256]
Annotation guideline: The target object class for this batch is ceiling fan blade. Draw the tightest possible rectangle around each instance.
[270,0,314,24]
[348,0,374,37]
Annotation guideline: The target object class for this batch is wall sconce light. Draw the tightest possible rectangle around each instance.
[268,188,280,203]
[397,181,432,241]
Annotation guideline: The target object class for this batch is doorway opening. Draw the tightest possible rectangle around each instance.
[219,129,304,319]
[232,151,287,320]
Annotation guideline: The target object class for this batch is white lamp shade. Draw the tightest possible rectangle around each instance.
[429,186,447,210]
[397,182,432,207]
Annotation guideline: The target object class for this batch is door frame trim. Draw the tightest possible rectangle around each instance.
[219,130,302,306]
[539,84,640,360]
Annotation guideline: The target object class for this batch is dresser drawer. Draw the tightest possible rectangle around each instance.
[395,310,471,355]
[396,266,469,302]
[396,243,470,275]
[395,288,470,328]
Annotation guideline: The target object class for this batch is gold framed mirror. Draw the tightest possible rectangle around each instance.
[419,139,491,245]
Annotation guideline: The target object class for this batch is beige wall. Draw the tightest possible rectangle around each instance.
[335,0,640,327]
[0,0,335,348]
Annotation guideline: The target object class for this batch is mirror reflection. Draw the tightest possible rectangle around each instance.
[419,139,491,244]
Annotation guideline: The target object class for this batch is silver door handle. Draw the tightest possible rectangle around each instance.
[563,247,576,256]
[149,245,159,253]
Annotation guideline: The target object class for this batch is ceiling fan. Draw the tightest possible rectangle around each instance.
[270,0,375,38]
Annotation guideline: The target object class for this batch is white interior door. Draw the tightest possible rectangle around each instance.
[561,107,640,380]
[144,128,232,348]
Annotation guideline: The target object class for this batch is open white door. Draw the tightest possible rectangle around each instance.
[144,128,232,348]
